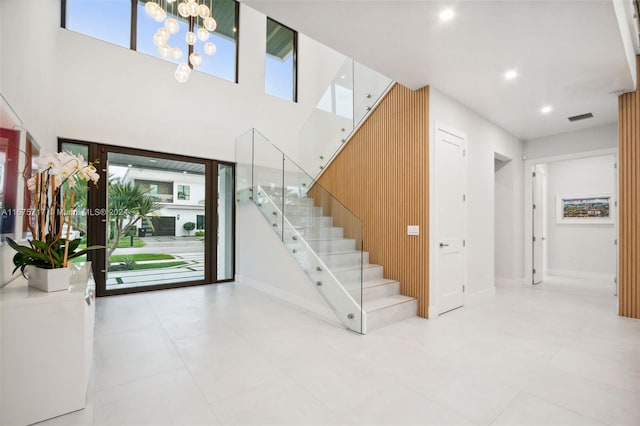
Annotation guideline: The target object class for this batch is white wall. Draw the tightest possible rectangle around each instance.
[545,155,616,279]
[524,123,617,160]
[0,1,345,161]
[0,0,57,151]
[236,201,336,322]
[0,0,346,286]
[429,87,525,311]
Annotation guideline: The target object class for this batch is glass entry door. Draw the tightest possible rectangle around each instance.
[60,140,235,296]
[105,151,206,290]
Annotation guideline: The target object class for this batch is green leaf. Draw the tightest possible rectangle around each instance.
[9,244,51,262]
[31,239,49,252]
[66,239,82,253]
[68,245,104,259]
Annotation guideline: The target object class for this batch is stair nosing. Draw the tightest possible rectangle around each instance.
[363,296,417,313]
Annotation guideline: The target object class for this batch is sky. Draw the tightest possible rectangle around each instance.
[65,0,295,100]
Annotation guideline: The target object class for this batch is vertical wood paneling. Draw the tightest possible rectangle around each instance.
[310,85,430,317]
[618,57,640,319]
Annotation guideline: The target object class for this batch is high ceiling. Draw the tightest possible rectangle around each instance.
[243,0,636,140]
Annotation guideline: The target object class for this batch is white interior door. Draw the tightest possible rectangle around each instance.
[435,125,466,314]
[532,165,544,284]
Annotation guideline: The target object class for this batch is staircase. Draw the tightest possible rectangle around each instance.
[257,186,417,333]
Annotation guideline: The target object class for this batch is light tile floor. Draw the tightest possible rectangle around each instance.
[38,276,640,426]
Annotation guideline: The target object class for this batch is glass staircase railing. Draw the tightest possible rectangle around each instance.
[236,128,366,334]
[299,58,393,179]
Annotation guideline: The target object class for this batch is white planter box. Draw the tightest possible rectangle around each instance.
[28,266,71,292]
[0,262,95,426]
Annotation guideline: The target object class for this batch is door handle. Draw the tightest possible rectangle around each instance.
[439,242,449,247]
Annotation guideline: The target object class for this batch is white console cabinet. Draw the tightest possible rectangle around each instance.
[0,263,95,426]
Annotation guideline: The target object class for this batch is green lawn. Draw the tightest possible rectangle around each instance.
[109,253,175,262]
[71,253,175,263]
[109,237,145,248]
[131,261,187,270]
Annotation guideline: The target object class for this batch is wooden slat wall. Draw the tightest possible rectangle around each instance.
[310,84,430,317]
[619,58,640,319]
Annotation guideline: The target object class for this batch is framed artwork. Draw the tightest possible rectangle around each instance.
[22,133,40,240]
[0,94,25,244]
[556,194,614,224]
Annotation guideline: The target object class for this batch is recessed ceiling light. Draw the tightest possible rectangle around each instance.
[183,171,188,174]
[504,70,518,80]
[439,8,455,21]
[541,105,552,114]
[127,164,133,167]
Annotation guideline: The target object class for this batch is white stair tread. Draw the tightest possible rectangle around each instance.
[318,250,364,256]
[331,263,382,273]
[363,295,416,312]
[347,278,398,290]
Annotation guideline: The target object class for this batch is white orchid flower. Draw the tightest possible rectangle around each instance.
[35,153,60,172]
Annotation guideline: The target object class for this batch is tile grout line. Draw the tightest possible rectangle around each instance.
[143,292,225,425]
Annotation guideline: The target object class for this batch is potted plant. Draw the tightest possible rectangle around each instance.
[6,151,102,291]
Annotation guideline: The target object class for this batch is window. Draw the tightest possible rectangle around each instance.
[265,18,297,102]
[177,184,190,200]
[64,0,131,48]
[63,0,239,83]
[135,179,173,202]
[136,0,239,82]
[61,139,236,295]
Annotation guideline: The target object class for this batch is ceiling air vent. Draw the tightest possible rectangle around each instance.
[568,113,594,122]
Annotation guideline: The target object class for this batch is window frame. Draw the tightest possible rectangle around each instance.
[265,17,298,103]
[60,0,240,84]
[58,137,236,297]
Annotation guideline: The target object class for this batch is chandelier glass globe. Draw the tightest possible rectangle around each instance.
[158,44,170,59]
[144,1,159,17]
[188,1,199,17]
[177,2,189,17]
[170,47,183,61]
[175,63,191,83]
[148,0,219,82]
[198,4,210,18]
[189,52,203,68]
[197,28,209,42]
[204,17,217,32]
[165,18,179,35]
[153,33,167,47]
[153,7,166,22]
[185,31,197,46]
[204,42,217,56]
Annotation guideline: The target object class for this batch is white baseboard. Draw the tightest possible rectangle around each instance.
[465,286,496,305]
[236,274,336,322]
[427,304,440,319]
[546,269,615,281]
[495,278,529,287]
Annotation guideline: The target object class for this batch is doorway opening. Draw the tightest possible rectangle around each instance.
[528,153,617,295]
[494,152,513,286]
[59,139,235,296]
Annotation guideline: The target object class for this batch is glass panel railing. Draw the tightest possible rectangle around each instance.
[235,129,253,203]
[236,128,365,333]
[298,58,393,179]
[353,61,394,126]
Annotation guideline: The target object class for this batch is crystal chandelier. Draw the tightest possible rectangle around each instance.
[145,0,218,83]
